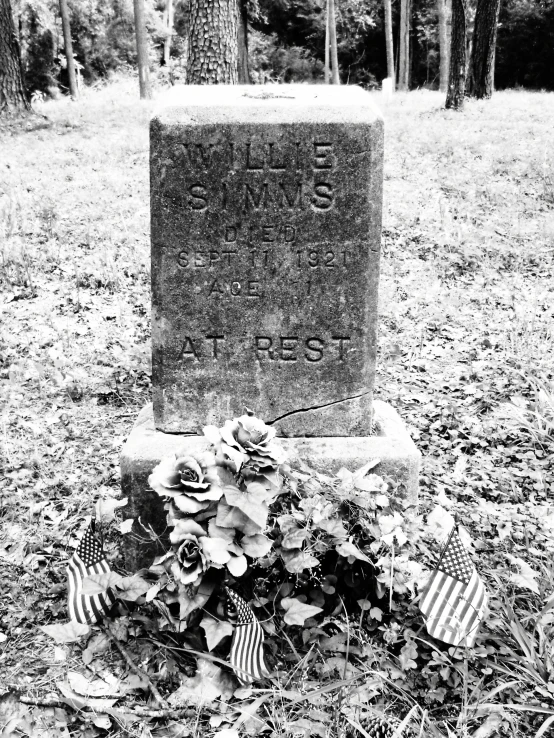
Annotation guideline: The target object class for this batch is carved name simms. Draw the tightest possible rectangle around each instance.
[162,180,334,212]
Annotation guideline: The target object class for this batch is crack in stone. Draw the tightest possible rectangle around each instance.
[266,392,371,426]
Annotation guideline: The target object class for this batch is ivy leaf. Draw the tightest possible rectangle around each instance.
[335,541,371,563]
[281,528,310,549]
[216,500,262,536]
[241,533,273,558]
[82,571,124,595]
[283,551,320,573]
[200,614,234,651]
[116,574,152,602]
[224,486,269,528]
[315,518,347,538]
[281,597,323,626]
[40,621,90,643]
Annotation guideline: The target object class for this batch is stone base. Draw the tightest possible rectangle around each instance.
[120,401,420,570]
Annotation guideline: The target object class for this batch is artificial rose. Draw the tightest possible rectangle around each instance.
[148,453,223,509]
[205,412,286,474]
[165,519,208,585]
[221,413,276,456]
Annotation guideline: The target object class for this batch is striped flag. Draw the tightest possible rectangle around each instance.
[225,587,269,685]
[67,520,116,624]
[419,525,488,647]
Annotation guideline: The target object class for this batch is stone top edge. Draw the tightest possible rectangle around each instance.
[152,84,383,125]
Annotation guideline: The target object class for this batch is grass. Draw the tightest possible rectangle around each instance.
[0,77,553,736]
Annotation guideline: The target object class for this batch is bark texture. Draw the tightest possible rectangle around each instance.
[0,0,30,114]
[468,0,501,98]
[133,0,152,99]
[437,0,451,93]
[163,0,174,67]
[384,0,395,88]
[445,0,467,110]
[324,0,330,83]
[237,0,250,83]
[398,0,410,90]
[59,0,78,99]
[329,0,340,84]
[186,0,239,83]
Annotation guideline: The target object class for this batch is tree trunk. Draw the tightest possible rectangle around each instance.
[437,0,451,93]
[384,0,395,88]
[186,0,239,84]
[468,0,501,98]
[133,0,152,99]
[445,0,467,110]
[329,0,340,84]
[324,0,330,83]
[163,0,174,67]
[0,0,30,115]
[58,0,78,99]
[237,0,250,83]
[398,0,410,90]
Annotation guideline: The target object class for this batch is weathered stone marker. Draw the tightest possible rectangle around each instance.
[121,85,420,570]
[151,85,382,437]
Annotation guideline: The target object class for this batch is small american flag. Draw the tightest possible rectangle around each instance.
[67,520,116,624]
[419,525,488,647]
[226,587,269,685]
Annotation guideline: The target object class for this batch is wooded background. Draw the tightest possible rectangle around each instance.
[4,0,554,104]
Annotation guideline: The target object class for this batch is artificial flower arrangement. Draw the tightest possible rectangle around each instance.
[141,409,427,665]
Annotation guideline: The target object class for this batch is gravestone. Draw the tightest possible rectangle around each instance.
[151,85,381,437]
[121,85,420,570]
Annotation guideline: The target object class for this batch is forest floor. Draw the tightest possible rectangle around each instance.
[0,78,553,737]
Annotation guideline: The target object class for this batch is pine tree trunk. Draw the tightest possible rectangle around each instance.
[0,0,30,115]
[324,0,330,83]
[437,0,451,93]
[133,0,152,99]
[237,0,250,83]
[329,0,340,84]
[163,0,173,67]
[468,0,501,98]
[398,0,410,90]
[384,0,395,88]
[186,0,239,84]
[445,0,467,110]
[58,0,78,99]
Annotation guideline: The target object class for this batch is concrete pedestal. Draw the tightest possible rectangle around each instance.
[120,401,420,570]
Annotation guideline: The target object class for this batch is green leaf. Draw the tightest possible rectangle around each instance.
[315,518,347,538]
[82,571,124,595]
[241,533,273,558]
[116,574,151,602]
[216,500,263,536]
[40,621,90,643]
[281,597,323,626]
[335,541,371,563]
[282,528,310,549]
[224,486,269,528]
[200,614,233,650]
[283,551,320,573]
